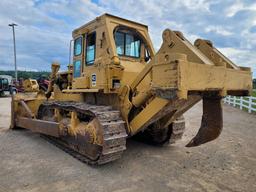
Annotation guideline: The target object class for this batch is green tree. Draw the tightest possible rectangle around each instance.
[0,70,51,80]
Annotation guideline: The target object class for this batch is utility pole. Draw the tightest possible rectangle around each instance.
[8,23,18,82]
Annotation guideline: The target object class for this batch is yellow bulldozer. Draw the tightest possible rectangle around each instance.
[11,14,252,165]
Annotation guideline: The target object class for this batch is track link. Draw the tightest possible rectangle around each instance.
[38,101,127,165]
[169,116,186,144]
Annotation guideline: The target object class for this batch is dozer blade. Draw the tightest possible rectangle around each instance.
[186,96,223,147]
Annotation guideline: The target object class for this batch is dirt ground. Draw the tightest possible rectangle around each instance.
[0,97,255,192]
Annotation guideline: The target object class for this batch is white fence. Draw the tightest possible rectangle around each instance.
[224,96,256,113]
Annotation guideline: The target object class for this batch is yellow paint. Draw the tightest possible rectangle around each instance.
[129,97,169,135]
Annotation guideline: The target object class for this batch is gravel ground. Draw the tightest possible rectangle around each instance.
[0,97,255,192]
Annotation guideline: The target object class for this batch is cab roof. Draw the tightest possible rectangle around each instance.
[72,13,148,35]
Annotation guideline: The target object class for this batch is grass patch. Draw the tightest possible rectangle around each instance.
[252,90,256,97]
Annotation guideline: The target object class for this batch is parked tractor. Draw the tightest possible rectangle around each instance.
[0,75,16,96]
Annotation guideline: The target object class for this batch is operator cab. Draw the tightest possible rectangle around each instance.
[70,13,155,92]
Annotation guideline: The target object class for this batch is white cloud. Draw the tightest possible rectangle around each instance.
[225,1,256,17]
[240,32,256,49]
[225,1,244,17]
[205,26,233,36]
[219,47,256,72]
[179,0,212,12]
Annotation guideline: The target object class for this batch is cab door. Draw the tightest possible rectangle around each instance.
[72,32,98,89]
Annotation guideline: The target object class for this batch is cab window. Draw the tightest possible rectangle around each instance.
[74,37,82,56]
[115,32,125,55]
[73,60,81,78]
[86,33,96,65]
[3,79,8,84]
[115,31,141,58]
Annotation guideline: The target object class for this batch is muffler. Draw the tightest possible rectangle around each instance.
[186,96,223,147]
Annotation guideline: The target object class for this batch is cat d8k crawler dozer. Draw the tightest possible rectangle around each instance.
[11,14,252,164]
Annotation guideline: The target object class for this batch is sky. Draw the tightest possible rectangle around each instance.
[0,0,255,77]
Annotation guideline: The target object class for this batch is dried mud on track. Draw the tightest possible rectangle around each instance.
[0,97,255,192]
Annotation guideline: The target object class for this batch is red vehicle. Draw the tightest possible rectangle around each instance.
[12,77,49,93]
[37,76,49,91]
